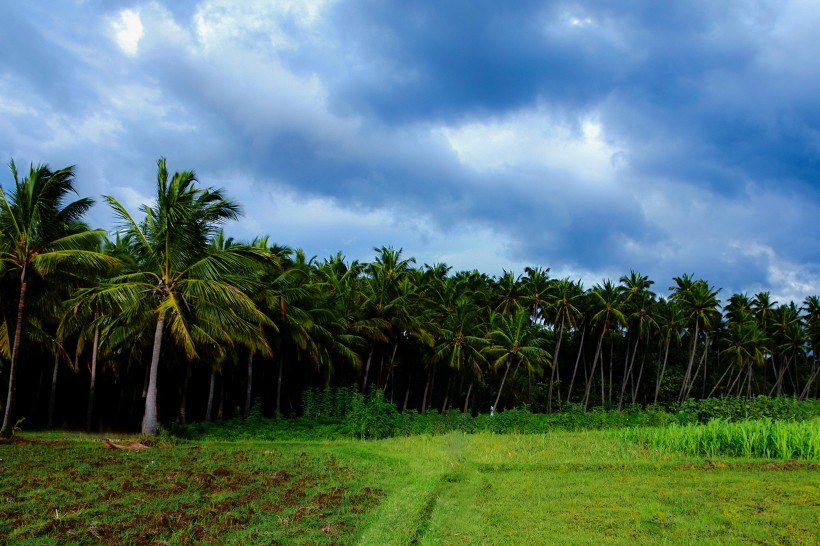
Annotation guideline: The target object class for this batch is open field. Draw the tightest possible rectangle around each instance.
[1,431,818,544]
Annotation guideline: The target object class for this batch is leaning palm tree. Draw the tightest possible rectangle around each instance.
[94,158,270,435]
[482,308,551,411]
[0,161,111,438]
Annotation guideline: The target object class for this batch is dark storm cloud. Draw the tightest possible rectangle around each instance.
[2,0,820,301]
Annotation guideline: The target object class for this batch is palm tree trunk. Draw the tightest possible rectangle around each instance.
[547,319,565,413]
[685,336,709,401]
[402,373,411,413]
[583,324,606,411]
[206,368,216,422]
[708,363,734,398]
[606,336,613,406]
[47,352,60,429]
[725,365,744,397]
[244,353,254,419]
[361,345,375,393]
[769,356,789,396]
[679,321,700,403]
[275,355,284,418]
[441,375,453,413]
[654,338,671,405]
[177,361,191,424]
[618,336,640,410]
[0,269,28,438]
[567,327,586,403]
[493,356,513,410]
[632,348,648,403]
[384,341,399,397]
[463,380,474,413]
[217,382,225,420]
[141,310,166,436]
[85,326,101,432]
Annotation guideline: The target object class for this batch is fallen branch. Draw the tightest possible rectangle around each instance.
[101,438,149,450]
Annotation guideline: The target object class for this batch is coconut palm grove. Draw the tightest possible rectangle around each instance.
[0,158,818,440]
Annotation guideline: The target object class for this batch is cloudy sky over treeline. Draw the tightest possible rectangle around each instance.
[2,1,819,302]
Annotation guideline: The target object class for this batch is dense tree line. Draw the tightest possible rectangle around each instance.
[1,159,819,437]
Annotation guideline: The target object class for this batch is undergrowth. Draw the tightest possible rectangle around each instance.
[165,391,820,443]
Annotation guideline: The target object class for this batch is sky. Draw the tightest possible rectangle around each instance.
[2,0,820,303]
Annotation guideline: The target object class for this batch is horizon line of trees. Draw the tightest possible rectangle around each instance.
[1,158,819,437]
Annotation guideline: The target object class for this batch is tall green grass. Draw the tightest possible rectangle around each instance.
[623,418,820,460]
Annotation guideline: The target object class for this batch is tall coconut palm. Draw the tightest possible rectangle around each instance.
[616,271,655,409]
[433,297,488,412]
[482,308,551,411]
[94,158,270,435]
[670,275,721,402]
[799,295,820,399]
[360,246,415,393]
[546,278,584,411]
[653,297,684,404]
[494,270,525,316]
[583,280,625,410]
[0,161,111,438]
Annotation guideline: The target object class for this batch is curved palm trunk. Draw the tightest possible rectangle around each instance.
[361,345,375,394]
[493,355,513,411]
[85,326,101,432]
[463,380,474,413]
[566,327,586,403]
[707,363,734,398]
[141,311,166,436]
[1,269,28,439]
[583,322,607,411]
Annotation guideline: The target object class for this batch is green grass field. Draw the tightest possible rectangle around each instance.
[2,430,818,544]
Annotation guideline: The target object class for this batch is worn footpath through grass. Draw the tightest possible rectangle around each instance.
[1,430,818,544]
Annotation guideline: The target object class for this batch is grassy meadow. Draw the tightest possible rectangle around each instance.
[2,427,819,545]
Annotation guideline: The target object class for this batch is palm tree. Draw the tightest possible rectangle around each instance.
[522,266,551,325]
[653,297,683,404]
[360,246,415,393]
[482,308,551,411]
[94,158,270,435]
[546,278,584,411]
[433,297,488,412]
[616,271,655,409]
[0,161,110,438]
[670,275,721,402]
[494,270,525,316]
[583,280,625,410]
[799,296,820,399]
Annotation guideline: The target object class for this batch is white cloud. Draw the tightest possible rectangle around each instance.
[112,9,144,56]
[193,0,329,53]
[435,106,624,184]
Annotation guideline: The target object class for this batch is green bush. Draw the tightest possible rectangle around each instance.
[344,389,400,439]
[673,396,820,424]
[165,390,820,444]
